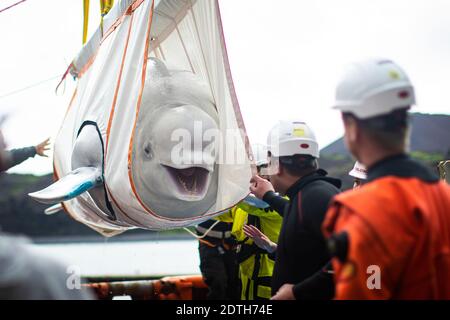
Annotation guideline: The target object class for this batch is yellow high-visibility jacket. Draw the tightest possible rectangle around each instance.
[216,201,283,300]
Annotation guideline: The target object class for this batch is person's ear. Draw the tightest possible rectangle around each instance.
[343,115,359,145]
[277,163,284,176]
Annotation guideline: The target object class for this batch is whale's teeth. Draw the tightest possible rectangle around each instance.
[172,167,203,195]
[178,175,189,192]
[193,177,197,194]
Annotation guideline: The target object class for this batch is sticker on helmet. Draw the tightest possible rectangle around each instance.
[293,128,305,137]
[389,70,400,80]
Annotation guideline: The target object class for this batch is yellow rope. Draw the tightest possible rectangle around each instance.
[82,0,90,44]
[84,1,114,44]
[100,0,114,34]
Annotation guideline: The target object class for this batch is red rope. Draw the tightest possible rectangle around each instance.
[55,63,73,94]
[0,0,27,14]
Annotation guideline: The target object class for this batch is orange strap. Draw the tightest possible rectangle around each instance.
[199,238,235,251]
[198,238,216,248]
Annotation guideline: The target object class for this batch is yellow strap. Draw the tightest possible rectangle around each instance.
[100,0,114,16]
[84,1,115,44]
[105,0,114,14]
[100,0,105,14]
[100,0,114,35]
[82,0,90,44]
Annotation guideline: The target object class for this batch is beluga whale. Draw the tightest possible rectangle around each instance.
[129,58,219,219]
[28,0,253,236]
[29,58,224,232]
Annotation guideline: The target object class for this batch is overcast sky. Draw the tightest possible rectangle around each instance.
[0,0,449,175]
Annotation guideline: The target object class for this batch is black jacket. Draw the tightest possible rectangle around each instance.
[263,169,341,299]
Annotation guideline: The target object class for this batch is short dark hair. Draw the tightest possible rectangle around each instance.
[256,164,268,175]
[343,108,410,152]
[278,154,318,177]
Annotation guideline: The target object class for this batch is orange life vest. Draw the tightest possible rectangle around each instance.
[323,175,450,299]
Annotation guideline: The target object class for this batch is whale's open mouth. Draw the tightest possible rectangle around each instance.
[163,165,211,201]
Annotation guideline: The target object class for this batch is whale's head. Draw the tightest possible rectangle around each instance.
[131,58,219,219]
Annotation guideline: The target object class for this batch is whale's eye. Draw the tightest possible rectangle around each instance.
[144,142,153,159]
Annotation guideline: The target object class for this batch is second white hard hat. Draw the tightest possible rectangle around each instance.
[332,58,415,119]
[252,143,269,166]
[349,161,367,180]
[267,121,319,158]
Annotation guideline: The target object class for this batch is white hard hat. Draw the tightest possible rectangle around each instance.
[349,161,367,180]
[252,143,268,166]
[267,121,319,158]
[333,58,415,119]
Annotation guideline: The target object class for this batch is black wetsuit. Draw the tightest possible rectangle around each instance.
[263,169,341,299]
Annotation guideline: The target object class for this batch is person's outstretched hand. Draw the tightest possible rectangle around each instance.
[243,224,277,253]
[35,138,50,157]
[249,175,274,199]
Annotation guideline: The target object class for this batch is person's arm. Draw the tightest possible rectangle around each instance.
[292,262,334,300]
[237,197,287,218]
[249,175,290,216]
[262,191,289,216]
[2,138,50,171]
[243,224,277,253]
[3,147,37,170]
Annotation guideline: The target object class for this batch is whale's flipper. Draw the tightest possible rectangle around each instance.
[44,203,63,215]
[29,167,103,204]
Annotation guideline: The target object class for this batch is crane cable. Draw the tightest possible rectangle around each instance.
[0,75,62,100]
[0,0,27,14]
